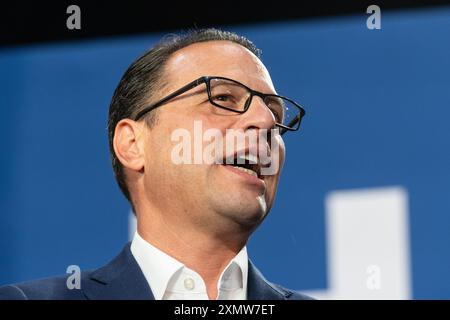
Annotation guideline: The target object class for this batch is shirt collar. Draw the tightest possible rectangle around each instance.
[219,245,248,293]
[130,231,248,299]
[131,231,184,300]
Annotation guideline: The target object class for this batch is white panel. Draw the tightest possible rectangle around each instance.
[304,186,411,300]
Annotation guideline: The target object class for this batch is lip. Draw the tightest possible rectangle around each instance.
[220,164,266,190]
[222,148,272,169]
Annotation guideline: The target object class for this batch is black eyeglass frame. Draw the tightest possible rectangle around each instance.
[134,76,306,134]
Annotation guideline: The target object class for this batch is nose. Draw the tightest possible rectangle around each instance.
[237,95,277,133]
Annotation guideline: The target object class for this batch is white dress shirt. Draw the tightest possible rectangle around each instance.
[130,231,248,300]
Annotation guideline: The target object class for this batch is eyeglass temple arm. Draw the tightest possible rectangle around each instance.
[135,77,207,120]
[277,113,302,136]
[286,114,301,129]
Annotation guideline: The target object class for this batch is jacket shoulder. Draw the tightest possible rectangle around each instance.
[0,272,92,300]
[270,283,315,300]
[0,285,27,300]
[0,243,149,300]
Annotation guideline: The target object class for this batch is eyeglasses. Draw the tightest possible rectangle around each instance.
[134,76,306,135]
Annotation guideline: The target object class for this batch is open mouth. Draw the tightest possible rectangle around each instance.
[222,153,262,179]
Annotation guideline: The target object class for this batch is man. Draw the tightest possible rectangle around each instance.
[0,28,310,300]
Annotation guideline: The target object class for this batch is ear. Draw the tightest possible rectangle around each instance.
[113,119,145,172]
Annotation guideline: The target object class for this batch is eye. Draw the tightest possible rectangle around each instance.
[271,109,282,123]
[265,98,284,123]
[212,94,232,102]
[210,93,241,110]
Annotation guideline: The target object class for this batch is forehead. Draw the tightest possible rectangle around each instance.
[164,40,275,93]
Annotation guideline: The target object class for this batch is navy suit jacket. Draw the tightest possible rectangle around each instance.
[0,243,312,300]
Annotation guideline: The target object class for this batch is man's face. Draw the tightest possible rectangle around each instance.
[141,41,286,232]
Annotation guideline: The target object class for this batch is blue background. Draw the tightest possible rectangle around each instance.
[1,7,449,298]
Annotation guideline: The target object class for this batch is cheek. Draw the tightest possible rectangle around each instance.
[266,136,286,195]
[151,119,211,179]
[270,135,286,179]
[142,136,169,185]
[276,135,286,167]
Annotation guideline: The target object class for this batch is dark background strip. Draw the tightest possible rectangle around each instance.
[2,0,450,47]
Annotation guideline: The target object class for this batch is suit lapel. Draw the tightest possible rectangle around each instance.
[82,243,154,300]
[247,259,289,300]
[81,243,288,300]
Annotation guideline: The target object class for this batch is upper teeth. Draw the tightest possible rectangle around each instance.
[232,165,258,177]
[235,153,258,164]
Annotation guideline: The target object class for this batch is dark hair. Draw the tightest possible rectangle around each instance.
[107,28,262,210]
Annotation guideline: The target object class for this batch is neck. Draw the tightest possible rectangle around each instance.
[136,205,249,299]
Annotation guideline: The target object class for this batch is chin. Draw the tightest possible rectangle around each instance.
[223,195,269,229]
